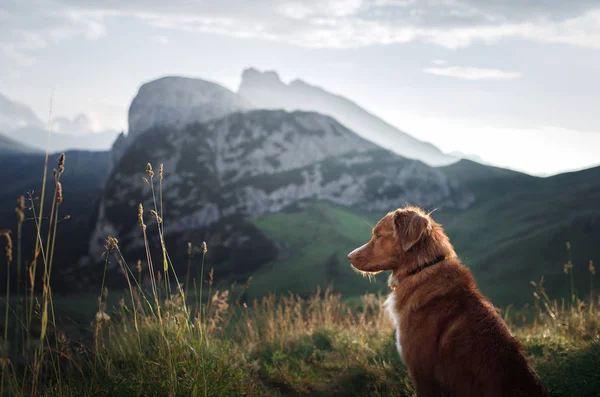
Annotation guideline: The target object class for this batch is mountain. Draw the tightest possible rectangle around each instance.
[238,68,455,166]
[87,109,473,293]
[0,92,44,132]
[447,151,487,165]
[0,132,40,154]
[7,125,119,153]
[0,92,119,153]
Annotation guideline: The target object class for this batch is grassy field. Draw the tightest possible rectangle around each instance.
[0,156,599,396]
[2,282,599,396]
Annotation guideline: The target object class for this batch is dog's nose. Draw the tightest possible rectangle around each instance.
[347,249,356,261]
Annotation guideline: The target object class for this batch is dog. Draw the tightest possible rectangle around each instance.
[348,206,548,397]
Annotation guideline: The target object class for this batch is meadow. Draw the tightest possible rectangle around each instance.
[0,155,599,397]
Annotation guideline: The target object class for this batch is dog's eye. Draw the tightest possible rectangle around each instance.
[375,234,381,240]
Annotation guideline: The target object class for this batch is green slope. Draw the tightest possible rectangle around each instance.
[249,161,600,307]
[437,160,600,306]
[249,202,385,299]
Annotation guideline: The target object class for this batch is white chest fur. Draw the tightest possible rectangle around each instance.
[384,291,403,357]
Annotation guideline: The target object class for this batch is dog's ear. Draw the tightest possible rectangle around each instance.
[393,209,431,251]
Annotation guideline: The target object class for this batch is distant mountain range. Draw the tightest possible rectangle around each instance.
[0,92,119,153]
[0,132,40,154]
[0,92,44,132]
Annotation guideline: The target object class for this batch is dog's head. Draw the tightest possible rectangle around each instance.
[347,206,438,273]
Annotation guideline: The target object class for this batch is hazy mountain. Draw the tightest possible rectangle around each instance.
[110,76,251,167]
[0,92,119,153]
[238,68,456,166]
[0,132,40,154]
[7,125,120,153]
[86,109,472,289]
[447,151,487,164]
[128,76,250,138]
[0,92,44,132]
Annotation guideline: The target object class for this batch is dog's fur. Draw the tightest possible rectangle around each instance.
[348,206,548,397]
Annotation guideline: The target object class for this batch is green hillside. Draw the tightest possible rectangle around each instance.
[249,161,600,307]
[438,160,600,305]
[250,202,385,299]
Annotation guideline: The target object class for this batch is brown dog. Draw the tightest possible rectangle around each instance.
[348,206,548,397]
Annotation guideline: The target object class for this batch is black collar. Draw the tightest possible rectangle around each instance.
[406,255,446,276]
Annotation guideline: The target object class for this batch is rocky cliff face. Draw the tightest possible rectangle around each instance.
[238,68,456,166]
[110,76,249,167]
[88,109,473,278]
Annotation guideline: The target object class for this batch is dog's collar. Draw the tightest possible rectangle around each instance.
[389,255,447,291]
[406,255,446,277]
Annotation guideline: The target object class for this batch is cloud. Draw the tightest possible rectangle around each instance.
[0,3,107,66]
[431,59,447,65]
[424,66,523,80]
[2,0,600,56]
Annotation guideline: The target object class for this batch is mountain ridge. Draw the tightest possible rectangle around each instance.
[238,67,456,166]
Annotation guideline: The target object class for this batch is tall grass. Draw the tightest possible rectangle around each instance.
[0,156,598,396]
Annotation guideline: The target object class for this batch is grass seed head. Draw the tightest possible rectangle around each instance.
[146,163,154,178]
[105,236,119,251]
[150,210,162,223]
[202,241,208,255]
[56,181,63,204]
[15,196,25,224]
[17,196,25,211]
[590,260,596,276]
[564,260,573,274]
[159,163,163,180]
[58,153,65,175]
[1,230,13,265]
[138,203,146,229]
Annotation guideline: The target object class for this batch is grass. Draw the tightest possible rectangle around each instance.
[250,202,385,299]
[0,153,598,396]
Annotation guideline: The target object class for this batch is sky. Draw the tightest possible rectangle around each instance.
[1,0,599,176]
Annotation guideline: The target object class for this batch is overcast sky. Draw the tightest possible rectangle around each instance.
[1,0,599,175]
